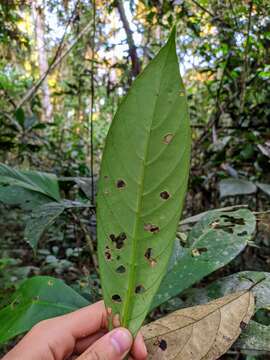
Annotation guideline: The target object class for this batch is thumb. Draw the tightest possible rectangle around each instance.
[77,327,133,360]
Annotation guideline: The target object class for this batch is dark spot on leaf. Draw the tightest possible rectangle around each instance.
[104,175,109,180]
[238,230,248,236]
[160,191,170,200]
[144,223,160,233]
[159,339,167,351]
[110,232,127,249]
[145,248,157,267]
[116,265,126,273]
[116,179,126,189]
[145,248,153,259]
[135,285,145,294]
[116,255,121,260]
[163,133,174,144]
[105,247,112,260]
[211,221,234,233]
[112,294,122,303]
[220,215,245,225]
[240,321,248,330]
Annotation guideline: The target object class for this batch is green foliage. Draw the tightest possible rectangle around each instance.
[0,163,92,248]
[97,30,191,335]
[152,208,256,309]
[0,276,88,344]
[0,163,60,201]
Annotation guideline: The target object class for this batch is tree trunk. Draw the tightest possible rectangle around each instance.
[32,0,53,123]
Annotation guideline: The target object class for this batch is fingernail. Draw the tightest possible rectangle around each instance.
[110,328,132,354]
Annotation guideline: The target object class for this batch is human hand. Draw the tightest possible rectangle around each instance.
[2,301,147,360]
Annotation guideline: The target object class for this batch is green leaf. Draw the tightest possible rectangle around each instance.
[14,108,25,127]
[0,163,60,201]
[0,185,50,210]
[152,208,256,309]
[24,202,66,249]
[0,276,89,344]
[235,320,270,355]
[24,200,89,249]
[219,178,257,198]
[97,29,191,335]
[184,271,270,311]
[257,182,270,197]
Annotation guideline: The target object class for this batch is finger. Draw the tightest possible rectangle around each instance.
[74,330,107,354]
[76,327,133,360]
[131,331,147,360]
[55,301,108,339]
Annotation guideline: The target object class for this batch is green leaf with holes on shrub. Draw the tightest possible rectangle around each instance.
[97,29,191,335]
[0,276,89,344]
[0,163,60,201]
[151,208,256,309]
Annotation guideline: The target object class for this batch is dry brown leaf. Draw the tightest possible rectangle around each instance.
[142,291,254,360]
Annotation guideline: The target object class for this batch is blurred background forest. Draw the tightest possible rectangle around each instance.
[0,0,270,358]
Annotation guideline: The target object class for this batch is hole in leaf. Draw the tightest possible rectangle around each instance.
[191,247,208,257]
[110,232,127,249]
[159,339,167,351]
[160,191,170,200]
[135,285,145,294]
[112,294,122,303]
[163,133,174,144]
[116,265,126,273]
[240,321,248,330]
[144,223,160,234]
[145,248,153,259]
[144,248,157,267]
[116,179,126,189]
[238,230,248,236]
[220,215,245,225]
[105,247,112,260]
[210,221,234,234]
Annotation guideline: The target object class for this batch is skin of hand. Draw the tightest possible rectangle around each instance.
[2,301,147,360]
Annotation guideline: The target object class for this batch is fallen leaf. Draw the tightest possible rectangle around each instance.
[142,291,254,359]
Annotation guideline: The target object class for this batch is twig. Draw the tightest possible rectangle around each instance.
[115,0,141,78]
[70,211,99,272]
[240,0,253,113]
[89,0,96,204]
[16,20,93,110]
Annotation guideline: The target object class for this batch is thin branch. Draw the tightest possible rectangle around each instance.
[90,0,96,204]
[240,0,253,113]
[16,20,93,110]
[115,0,141,78]
[189,0,215,18]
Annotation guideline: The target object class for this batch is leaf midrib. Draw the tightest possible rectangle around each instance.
[121,42,172,327]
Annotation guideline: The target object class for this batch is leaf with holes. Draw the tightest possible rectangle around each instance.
[142,291,254,359]
[152,208,256,309]
[0,276,89,344]
[97,29,191,335]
